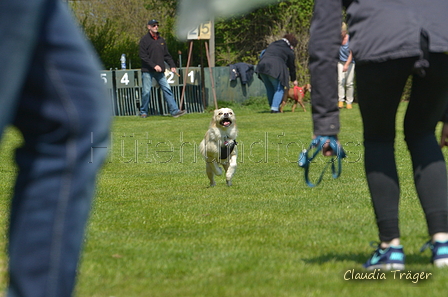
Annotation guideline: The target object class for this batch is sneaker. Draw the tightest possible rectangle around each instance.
[140,113,147,118]
[346,104,353,109]
[363,243,405,270]
[172,110,187,118]
[420,240,448,267]
[338,101,344,109]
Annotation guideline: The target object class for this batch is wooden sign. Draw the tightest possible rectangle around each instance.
[187,21,212,40]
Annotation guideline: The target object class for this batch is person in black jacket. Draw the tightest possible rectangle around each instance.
[139,19,186,118]
[256,34,298,113]
[309,0,448,269]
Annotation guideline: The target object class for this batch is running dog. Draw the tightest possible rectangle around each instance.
[279,83,311,112]
[199,108,238,186]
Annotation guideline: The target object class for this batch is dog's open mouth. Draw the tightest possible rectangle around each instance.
[219,118,232,127]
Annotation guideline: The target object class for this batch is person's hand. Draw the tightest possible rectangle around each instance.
[322,139,335,156]
[154,65,162,72]
[293,80,298,86]
[171,67,177,73]
[313,135,338,156]
[343,65,349,72]
[440,123,448,148]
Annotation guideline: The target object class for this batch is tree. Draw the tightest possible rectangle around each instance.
[69,0,315,83]
[214,0,314,84]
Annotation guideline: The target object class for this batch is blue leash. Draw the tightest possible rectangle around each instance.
[298,136,346,187]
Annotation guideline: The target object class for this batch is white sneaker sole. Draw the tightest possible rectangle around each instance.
[366,263,405,270]
[434,258,448,267]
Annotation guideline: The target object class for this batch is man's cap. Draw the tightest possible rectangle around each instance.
[148,19,159,25]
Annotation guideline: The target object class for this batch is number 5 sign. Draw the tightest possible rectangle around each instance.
[187,21,212,40]
[100,71,113,89]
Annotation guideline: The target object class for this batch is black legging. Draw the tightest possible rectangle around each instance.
[356,54,448,242]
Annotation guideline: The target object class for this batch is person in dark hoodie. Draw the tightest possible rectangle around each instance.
[139,19,186,118]
[309,0,448,269]
[256,34,298,113]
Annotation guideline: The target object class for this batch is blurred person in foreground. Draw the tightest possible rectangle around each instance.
[0,0,111,296]
[309,0,448,269]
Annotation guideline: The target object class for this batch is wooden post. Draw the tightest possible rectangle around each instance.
[179,41,193,110]
[204,41,218,109]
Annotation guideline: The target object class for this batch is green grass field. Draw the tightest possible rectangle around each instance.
[1,100,448,296]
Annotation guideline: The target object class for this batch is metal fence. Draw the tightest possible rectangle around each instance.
[100,68,204,116]
[100,66,266,116]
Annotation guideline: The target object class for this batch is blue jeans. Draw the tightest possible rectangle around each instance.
[0,1,111,296]
[140,72,180,116]
[259,73,285,111]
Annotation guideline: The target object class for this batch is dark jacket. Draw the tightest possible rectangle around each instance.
[229,63,254,85]
[256,39,296,88]
[347,0,448,64]
[139,32,176,73]
[309,0,448,135]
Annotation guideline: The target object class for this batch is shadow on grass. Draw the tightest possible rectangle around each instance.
[302,252,366,265]
[303,252,432,266]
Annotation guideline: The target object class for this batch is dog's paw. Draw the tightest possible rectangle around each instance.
[209,182,216,187]
[226,180,232,186]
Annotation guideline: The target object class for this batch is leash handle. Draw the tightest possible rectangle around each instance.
[298,136,346,187]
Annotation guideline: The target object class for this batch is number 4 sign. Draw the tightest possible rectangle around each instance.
[187,21,211,40]
[115,70,135,88]
[120,72,130,85]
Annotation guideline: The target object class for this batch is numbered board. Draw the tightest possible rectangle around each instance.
[115,70,135,88]
[100,71,114,88]
[187,21,211,40]
[180,68,200,85]
[162,68,200,86]
[102,69,200,88]
[164,69,179,86]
